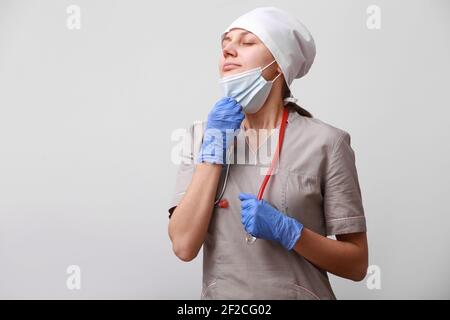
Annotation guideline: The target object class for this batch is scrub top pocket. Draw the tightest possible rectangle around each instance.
[284,171,326,236]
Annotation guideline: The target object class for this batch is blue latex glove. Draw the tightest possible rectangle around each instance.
[197,97,244,165]
[239,192,304,251]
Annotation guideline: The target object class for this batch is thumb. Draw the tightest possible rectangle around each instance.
[238,192,257,201]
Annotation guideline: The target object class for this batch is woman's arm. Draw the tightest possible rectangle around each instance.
[292,229,368,281]
[168,97,243,262]
[168,163,222,262]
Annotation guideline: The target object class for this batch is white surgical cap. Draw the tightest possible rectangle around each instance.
[221,7,316,104]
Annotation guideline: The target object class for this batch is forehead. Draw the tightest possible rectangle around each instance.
[223,28,257,39]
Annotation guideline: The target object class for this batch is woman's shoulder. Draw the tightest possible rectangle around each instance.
[290,111,351,150]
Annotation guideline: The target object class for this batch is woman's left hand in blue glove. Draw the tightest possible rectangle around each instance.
[239,192,304,251]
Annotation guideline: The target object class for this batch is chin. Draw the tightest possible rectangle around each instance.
[222,66,243,75]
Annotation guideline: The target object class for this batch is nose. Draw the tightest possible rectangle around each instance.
[222,42,237,58]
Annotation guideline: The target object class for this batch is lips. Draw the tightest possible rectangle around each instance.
[223,63,241,71]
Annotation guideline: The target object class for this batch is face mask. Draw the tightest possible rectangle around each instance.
[219,60,282,114]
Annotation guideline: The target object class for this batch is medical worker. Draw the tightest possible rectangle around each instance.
[168,7,368,300]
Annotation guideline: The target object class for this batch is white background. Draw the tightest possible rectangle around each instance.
[0,0,449,299]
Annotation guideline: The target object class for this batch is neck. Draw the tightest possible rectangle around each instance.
[243,95,285,131]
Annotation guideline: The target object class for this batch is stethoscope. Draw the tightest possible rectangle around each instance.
[213,107,290,244]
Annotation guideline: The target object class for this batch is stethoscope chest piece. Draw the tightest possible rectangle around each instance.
[217,199,229,208]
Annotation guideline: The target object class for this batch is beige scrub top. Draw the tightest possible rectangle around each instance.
[168,108,367,300]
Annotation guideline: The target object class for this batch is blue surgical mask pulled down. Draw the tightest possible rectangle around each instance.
[219,60,282,114]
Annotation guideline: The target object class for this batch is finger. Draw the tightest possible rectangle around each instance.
[241,209,253,226]
[240,197,257,208]
[238,192,256,201]
[244,222,256,237]
[226,97,238,104]
[231,103,243,113]
[241,200,255,211]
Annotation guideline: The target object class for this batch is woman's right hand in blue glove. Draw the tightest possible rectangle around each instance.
[197,97,244,165]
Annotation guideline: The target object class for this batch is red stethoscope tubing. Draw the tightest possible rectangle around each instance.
[257,107,289,200]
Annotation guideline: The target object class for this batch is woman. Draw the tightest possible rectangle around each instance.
[167,7,368,300]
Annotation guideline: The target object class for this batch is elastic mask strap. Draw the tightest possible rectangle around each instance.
[261,59,277,72]
[272,72,282,83]
[261,60,282,82]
